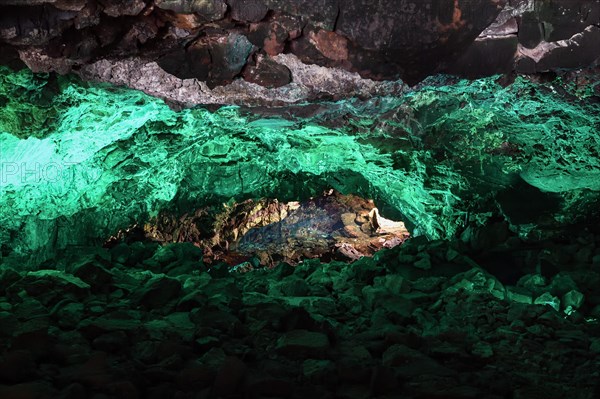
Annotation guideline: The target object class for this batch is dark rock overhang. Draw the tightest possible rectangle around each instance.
[450,0,600,78]
[0,0,598,106]
[0,0,507,105]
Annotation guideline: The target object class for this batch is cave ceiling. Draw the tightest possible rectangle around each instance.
[1,65,599,266]
[1,1,600,266]
[0,0,597,106]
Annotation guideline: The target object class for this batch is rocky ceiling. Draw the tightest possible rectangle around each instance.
[2,3,600,397]
[1,1,599,265]
[1,0,598,106]
[1,64,599,267]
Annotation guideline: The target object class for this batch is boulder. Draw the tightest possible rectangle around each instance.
[158,32,254,88]
[228,0,269,23]
[13,271,90,307]
[242,56,292,88]
[155,0,228,20]
[276,329,330,359]
[71,262,114,292]
[134,275,182,309]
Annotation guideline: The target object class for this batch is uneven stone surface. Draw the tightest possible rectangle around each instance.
[1,223,600,398]
[121,191,409,267]
[1,0,597,107]
[454,0,600,77]
[0,0,505,106]
[77,54,405,107]
[1,65,599,266]
[1,5,599,399]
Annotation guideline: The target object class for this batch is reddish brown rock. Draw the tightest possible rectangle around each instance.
[0,0,512,90]
[247,13,302,57]
[289,25,352,69]
[158,10,204,31]
[2,0,598,103]
[309,30,349,62]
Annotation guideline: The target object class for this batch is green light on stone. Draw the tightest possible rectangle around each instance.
[1,66,599,265]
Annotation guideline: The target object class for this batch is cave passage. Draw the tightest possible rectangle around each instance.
[2,59,600,399]
[109,190,411,269]
[1,66,600,268]
[3,0,600,397]
[0,67,439,267]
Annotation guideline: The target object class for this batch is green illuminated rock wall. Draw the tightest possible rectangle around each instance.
[1,67,599,266]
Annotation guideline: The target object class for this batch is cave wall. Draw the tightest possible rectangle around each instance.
[1,1,597,106]
[0,0,505,83]
[1,66,599,266]
[1,1,600,265]
[450,0,600,77]
[0,0,505,106]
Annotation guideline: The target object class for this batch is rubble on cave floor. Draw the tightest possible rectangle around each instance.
[109,190,410,268]
[1,223,600,399]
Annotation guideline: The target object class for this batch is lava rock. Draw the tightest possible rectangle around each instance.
[276,329,330,359]
[158,32,254,88]
[534,292,560,312]
[54,302,85,330]
[518,11,544,49]
[506,286,533,304]
[100,0,146,17]
[242,56,292,88]
[265,0,339,30]
[155,0,227,20]
[562,290,584,310]
[71,262,114,292]
[14,270,90,307]
[228,0,269,22]
[336,0,507,83]
[135,275,182,309]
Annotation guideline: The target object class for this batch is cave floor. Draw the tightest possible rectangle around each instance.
[1,57,600,399]
[1,226,599,399]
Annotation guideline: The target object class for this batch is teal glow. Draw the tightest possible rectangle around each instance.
[1,67,599,265]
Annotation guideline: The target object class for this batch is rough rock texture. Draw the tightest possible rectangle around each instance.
[1,1,598,106]
[451,0,600,77]
[76,54,405,107]
[1,66,599,266]
[0,0,506,106]
[120,191,410,267]
[0,223,599,398]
